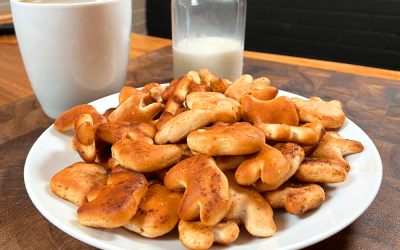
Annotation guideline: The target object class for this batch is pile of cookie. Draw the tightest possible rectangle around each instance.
[50,69,364,250]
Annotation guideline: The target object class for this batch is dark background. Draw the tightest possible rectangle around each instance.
[147,0,400,71]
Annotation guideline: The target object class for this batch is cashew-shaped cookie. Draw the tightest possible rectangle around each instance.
[51,162,108,207]
[209,76,226,93]
[187,122,265,156]
[242,95,299,126]
[198,68,215,86]
[235,142,304,189]
[186,92,241,123]
[224,170,276,237]
[118,85,155,107]
[74,114,95,146]
[124,184,183,238]
[235,144,287,186]
[225,75,278,103]
[224,74,253,100]
[254,121,325,146]
[251,143,305,192]
[262,179,325,215]
[291,97,346,129]
[96,121,156,144]
[294,157,347,183]
[149,85,166,102]
[164,155,230,227]
[108,91,164,124]
[165,75,193,116]
[77,169,147,228]
[187,70,200,84]
[250,85,279,101]
[54,104,107,132]
[74,114,96,163]
[178,220,239,250]
[155,109,216,145]
[188,81,211,94]
[111,138,182,173]
[308,131,364,171]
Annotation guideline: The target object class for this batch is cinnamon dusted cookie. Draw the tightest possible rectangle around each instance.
[51,162,108,207]
[77,168,147,228]
[124,184,183,238]
[164,155,230,227]
[187,122,265,156]
[291,97,345,129]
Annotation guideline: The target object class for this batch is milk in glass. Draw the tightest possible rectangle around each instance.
[173,37,243,81]
[171,0,247,81]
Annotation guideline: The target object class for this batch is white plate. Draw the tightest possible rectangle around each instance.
[24,90,382,250]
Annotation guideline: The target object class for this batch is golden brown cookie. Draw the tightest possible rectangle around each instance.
[118,86,154,107]
[235,144,289,187]
[178,220,239,250]
[161,78,179,101]
[254,121,325,146]
[111,138,182,173]
[74,114,96,163]
[96,121,156,144]
[225,75,277,103]
[242,95,299,125]
[54,104,107,132]
[291,97,346,129]
[187,70,200,84]
[262,179,325,215]
[108,91,164,124]
[294,157,348,183]
[187,122,265,156]
[198,68,215,86]
[155,109,215,145]
[250,143,305,192]
[164,155,230,227]
[149,85,166,102]
[209,77,226,93]
[124,184,183,238]
[188,81,211,94]
[164,75,193,116]
[77,169,147,228]
[250,86,279,101]
[186,92,241,123]
[308,131,364,171]
[50,162,108,207]
[156,111,174,131]
[224,170,276,237]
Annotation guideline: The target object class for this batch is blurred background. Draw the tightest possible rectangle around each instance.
[147,0,400,71]
[2,0,400,71]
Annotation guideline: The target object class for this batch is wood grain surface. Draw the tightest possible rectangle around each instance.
[2,32,400,107]
[0,46,399,250]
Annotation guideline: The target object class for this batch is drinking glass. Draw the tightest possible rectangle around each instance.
[171,0,247,81]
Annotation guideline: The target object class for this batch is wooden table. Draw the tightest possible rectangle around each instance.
[1,33,400,250]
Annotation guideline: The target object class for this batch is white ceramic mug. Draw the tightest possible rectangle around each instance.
[10,0,132,119]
